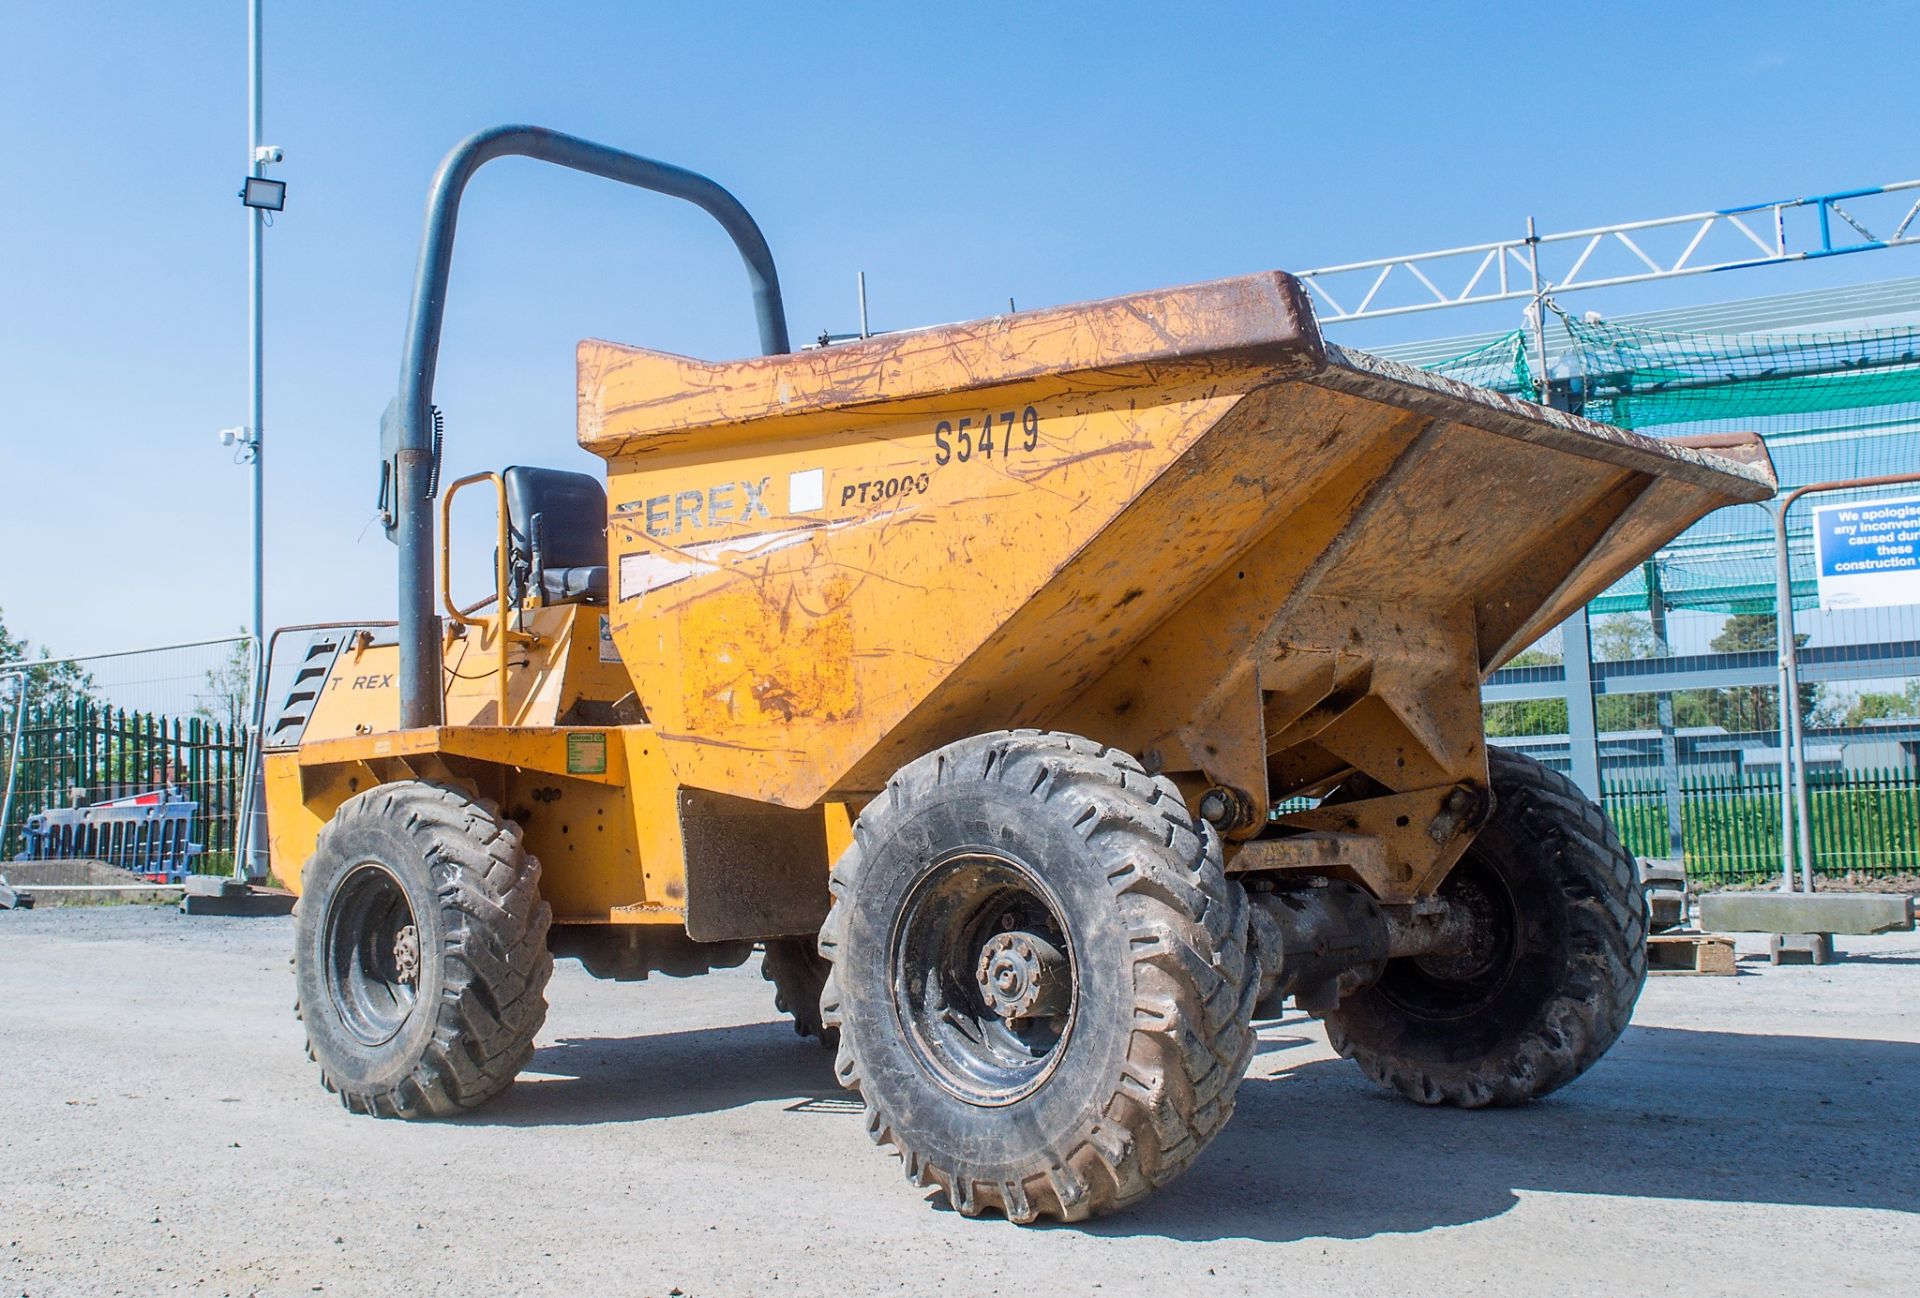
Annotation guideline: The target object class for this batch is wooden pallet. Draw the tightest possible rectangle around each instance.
[1647,931,1738,976]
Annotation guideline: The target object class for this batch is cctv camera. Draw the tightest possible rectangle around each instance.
[253,145,284,165]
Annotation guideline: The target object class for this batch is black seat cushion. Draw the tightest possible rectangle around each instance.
[502,465,609,606]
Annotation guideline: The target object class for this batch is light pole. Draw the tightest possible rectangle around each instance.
[232,0,283,878]
[247,0,264,663]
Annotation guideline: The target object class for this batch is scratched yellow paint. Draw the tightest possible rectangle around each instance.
[595,381,1247,806]
[682,575,858,732]
[577,273,1324,809]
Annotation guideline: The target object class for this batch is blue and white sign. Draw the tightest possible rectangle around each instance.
[1813,494,1920,611]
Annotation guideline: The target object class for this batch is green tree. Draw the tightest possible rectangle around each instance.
[1699,612,1821,733]
[1587,614,1719,733]
[1484,644,1568,738]
[194,633,257,734]
[1592,614,1655,662]
[1841,680,1920,726]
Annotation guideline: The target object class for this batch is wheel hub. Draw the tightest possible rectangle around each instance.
[891,851,1079,1106]
[976,930,1070,1021]
[322,861,421,1047]
[1411,872,1504,984]
[393,924,421,986]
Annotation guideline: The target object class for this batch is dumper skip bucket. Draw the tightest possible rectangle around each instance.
[580,271,1773,847]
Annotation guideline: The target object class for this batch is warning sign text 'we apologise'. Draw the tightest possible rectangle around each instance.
[1813,495,1920,611]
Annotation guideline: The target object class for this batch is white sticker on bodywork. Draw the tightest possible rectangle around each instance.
[789,467,824,513]
[615,508,910,604]
[617,527,817,602]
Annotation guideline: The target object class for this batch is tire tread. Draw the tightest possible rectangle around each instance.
[818,730,1253,1223]
[293,780,551,1118]
[1325,747,1645,1108]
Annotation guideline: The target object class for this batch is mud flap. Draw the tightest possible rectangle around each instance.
[679,787,832,942]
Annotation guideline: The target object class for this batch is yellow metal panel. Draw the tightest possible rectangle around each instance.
[298,639,401,743]
[269,724,678,921]
[507,768,643,924]
[262,751,364,895]
[292,607,631,749]
[823,800,855,865]
[679,574,859,733]
[621,731,688,924]
[262,751,324,891]
[578,273,1317,453]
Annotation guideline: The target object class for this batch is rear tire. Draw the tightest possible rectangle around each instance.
[1324,747,1645,1107]
[293,780,552,1117]
[762,935,836,1047]
[819,730,1255,1223]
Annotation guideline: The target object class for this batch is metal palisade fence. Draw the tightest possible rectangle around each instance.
[1602,767,1920,885]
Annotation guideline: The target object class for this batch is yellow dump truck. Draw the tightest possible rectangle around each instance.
[263,127,1776,1223]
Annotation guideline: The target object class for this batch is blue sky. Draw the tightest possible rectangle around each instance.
[3,1,1917,658]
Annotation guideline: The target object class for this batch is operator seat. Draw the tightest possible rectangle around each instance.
[503,465,609,606]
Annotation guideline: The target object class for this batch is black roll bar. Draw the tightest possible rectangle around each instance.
[388,125,790,728]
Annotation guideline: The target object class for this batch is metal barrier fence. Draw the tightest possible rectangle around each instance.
[1487,600,1919,888]
[1602,767,1920,885]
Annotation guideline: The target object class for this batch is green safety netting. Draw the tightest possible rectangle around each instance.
[1424,330,1533,394]
[1422,316,1920,615]
[1565,316,1920,429]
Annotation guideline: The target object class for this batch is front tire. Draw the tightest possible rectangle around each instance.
[819,731,1255,1223]
[293,780,552,1117]
[1324,747,1645,1107]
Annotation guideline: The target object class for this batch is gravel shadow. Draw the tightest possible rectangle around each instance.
[1084,1022,1920,1242]
[447,1009,1920,1242]
[463,1021,841,1126]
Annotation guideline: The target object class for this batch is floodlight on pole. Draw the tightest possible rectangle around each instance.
[239,175,286,211]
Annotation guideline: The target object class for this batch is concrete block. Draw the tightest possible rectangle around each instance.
[1697,891,1914,936]
[1769,933,1836,966]
[180,887,295,918]
[1647,890,1688,932]
[1638,858,1688,889]
[182,874,249,898]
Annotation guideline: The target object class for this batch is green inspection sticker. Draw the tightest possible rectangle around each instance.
[566,731,608,775]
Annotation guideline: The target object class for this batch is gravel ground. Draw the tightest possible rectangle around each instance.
[2,906,1916,1297]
